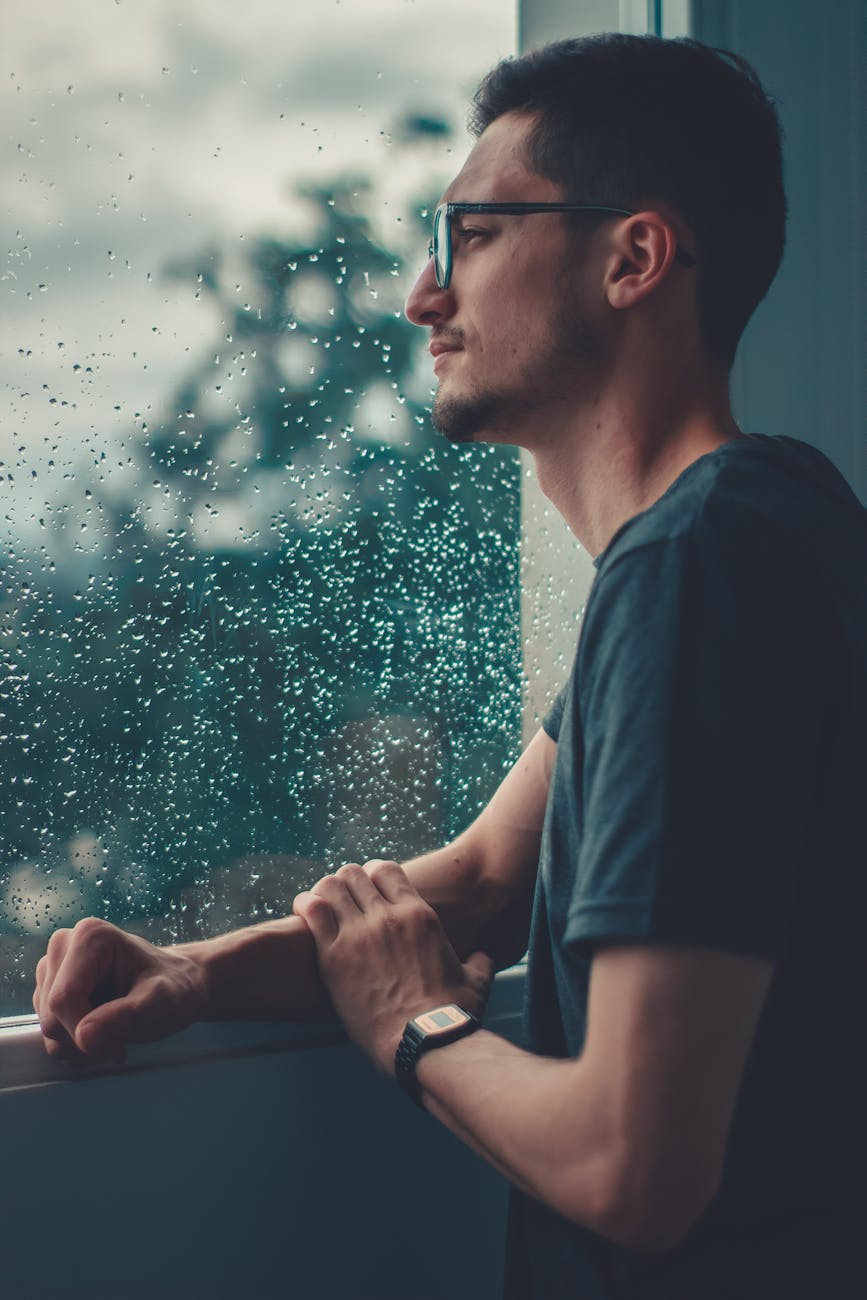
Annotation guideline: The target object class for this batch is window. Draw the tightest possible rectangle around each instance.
[0,0,518,1016]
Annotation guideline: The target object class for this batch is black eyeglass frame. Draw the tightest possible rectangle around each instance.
[428,201,697,288]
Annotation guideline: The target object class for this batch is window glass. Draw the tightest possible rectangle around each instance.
[0,0,518,1015]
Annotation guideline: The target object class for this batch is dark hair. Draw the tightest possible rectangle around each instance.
[470,35,787,366]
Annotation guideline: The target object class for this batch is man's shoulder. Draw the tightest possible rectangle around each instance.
[578,433,867,673]
[596,433,866,581]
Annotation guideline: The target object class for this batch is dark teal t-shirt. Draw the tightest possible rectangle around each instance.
[505,435,867,1300]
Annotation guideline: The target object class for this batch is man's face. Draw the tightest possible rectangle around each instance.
[404,112,610,448]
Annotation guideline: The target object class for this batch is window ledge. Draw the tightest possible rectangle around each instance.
[0,962,525,1093]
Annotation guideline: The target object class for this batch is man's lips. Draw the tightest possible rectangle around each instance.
[429,340,462,358]
[430,340,462,373]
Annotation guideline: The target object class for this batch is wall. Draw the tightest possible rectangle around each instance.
[0,972,522,1300]
[692,0,865,503]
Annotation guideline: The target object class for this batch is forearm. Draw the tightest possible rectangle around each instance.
[174,917,332,1022]
[405,728,550,966]
[170,841,495,1023]
[170,816,530,1023]
[414,947,749,1253]
[165,729,548,1021]
[402,837,529,969]
[416,1030,616,1235]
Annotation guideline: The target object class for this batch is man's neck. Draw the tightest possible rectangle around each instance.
[530,375,743,558]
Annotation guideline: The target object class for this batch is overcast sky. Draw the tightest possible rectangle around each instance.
[1,0,516,543]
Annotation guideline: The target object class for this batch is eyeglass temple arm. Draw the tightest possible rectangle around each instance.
[438,202,697,266]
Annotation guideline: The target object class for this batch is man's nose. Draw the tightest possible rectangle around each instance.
[404,256,455,326]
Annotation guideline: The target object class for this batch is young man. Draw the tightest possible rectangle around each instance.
[34,36,866,1299]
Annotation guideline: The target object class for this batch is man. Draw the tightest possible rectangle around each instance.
[34,35,866,1300]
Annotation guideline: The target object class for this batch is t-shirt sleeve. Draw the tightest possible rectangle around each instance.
[563,531,825,962]
[542,686,568,741]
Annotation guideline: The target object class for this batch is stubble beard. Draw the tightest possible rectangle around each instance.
[430,309,605,447]
[431,389,510,444]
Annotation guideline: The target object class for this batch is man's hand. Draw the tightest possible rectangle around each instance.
[33,917,209,1064]
[293,860,494,1074]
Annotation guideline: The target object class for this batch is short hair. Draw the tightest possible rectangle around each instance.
[470,35,787,367]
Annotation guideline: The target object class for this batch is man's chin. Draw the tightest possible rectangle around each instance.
[431,392,501,445]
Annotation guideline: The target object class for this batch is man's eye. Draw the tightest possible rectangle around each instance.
[455,225,487,243]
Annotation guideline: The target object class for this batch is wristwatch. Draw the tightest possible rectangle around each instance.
[394,1004,481,1107]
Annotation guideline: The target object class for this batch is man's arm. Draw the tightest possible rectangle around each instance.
[33,726,554,1061]
[401,723,553,967]
[294,862,774,1253]
[415,945,773,1251]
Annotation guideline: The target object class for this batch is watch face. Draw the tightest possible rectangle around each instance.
[414,1005,469,1036]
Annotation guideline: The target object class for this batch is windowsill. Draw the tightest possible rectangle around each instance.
[0,962,525,1093]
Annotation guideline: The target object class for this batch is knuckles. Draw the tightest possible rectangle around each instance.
[71,916,115,942]
[407,899,439,933]
[45,916,113,961]
[44,985,74,1021]
[45,927,71,957]
[375,898,438,940]
[301,892,332,914]
[364,859,401,881]
[334,863,364,887]
[309,874,339,898]
[295,891,335,926]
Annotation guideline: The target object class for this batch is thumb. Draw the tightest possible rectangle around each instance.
[463,950,495,1004]
[75,998,134,1058]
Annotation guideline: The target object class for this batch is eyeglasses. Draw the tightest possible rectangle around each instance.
[427,201,697,289]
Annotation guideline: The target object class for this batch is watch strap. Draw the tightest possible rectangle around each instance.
[394,1005,481,1107]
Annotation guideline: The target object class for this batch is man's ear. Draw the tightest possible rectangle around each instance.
[605,212,681,310]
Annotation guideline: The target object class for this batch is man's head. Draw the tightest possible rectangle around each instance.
[405,35,786,446]
[470,35,786,367]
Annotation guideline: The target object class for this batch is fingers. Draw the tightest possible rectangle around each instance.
[74,1001,134,1058]
[76,986,164,1056]
[34,926,96,1058]
[296,861,394,937]
[362,859,419,904]
[34,921,113,1060]
[334,863,388,912]
[35,968,84,1061]
[38,918,117,1047]
[294,861,421,957]
[294,866,371,949]
[70,947,206,1057]
[32,919,209,1066]
[293,890,339,944]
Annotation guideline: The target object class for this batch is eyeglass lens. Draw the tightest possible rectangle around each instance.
[433,206,448,288]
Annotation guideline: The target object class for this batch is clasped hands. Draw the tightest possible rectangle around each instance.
[33,859,493,1073]
[293,859,493,1073]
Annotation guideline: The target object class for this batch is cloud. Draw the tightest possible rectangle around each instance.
[1,0,514,491]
